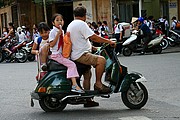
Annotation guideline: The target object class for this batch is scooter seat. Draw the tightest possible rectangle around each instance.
[47,59,91,75]
[47,59,67,71]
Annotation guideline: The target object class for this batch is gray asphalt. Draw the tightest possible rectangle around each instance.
[0,49,180,120]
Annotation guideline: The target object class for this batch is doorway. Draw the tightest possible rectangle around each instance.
[56,2,73,32]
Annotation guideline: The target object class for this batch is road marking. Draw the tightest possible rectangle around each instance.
[119,116,152,120]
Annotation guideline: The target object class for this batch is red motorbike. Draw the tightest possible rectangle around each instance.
[0,38,28,63]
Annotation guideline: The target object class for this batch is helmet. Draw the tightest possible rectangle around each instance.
[17,27,22,32]
[138,17,144,23]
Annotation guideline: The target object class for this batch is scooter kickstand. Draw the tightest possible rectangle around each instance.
[31,99,34,107]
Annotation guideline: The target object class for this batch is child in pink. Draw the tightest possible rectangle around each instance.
[49,13,84,93]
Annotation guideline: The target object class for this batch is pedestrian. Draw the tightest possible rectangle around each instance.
[49,13,84,93]
[91,23,101,47]
[25,27,31,42]
[163,16,169,36]
[97,21,103,34]
[16,27,27,43]
[102,21,110,36]
[147,16,155,34]
[113,18,123,55]
[2,27,8,37]
[32,24,40,41]
[171,16,178,30]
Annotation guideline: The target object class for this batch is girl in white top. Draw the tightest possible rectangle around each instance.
[31,22,50,71]
[49,13,83,93]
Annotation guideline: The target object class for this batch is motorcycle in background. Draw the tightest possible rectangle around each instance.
[31,42,148,112]
[155,25,169,50]
[22,40,35,62]
[122,30,163,56]
[0,38,28,63]
[168,29,180,47]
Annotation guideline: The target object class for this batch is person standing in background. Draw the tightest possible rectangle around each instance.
[113,18,123,55]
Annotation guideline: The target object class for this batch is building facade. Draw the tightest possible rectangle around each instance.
[0,0,179,35]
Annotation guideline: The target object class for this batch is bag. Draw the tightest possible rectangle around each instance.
[118,23,125,37]
[37,36,42,50]
[175,21,180,29]
[62,32,72,58]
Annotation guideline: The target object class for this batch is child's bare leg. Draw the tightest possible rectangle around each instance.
[4,48,12,55]
[39,44,49,71]
[40,44,49,63]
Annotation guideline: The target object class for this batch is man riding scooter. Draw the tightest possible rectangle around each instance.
[67,6,116,107]
[136,17,152,55]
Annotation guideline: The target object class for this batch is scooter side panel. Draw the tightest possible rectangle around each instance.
[35,71,71,94]
[148,35,163,47]
[123,34,137,46]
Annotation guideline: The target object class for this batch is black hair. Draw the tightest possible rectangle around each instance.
[8,22,15,36]
[8,22,14,27]
[97,21,102,25]
[172,16,176,20]
[163,16,167,19]
[73,6,86,17]
[114,18,119,22]
[148,16,154,20]
[103,21,107,25]
[37,22,50,33]
[51,13,63,23]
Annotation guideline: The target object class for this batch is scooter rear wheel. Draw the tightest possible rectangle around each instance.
[161,38,169,50]
[39,95,67,112]
[121,82,148,109]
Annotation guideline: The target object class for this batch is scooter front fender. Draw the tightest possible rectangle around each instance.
[35,70,71,94]
[120,72,147,92]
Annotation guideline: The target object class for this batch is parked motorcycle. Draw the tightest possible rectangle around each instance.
[31,43,148,112]
[168,29,180,47]
[22,40,35,62]
[122,30,163,56]
[0,38,28,63]
[155,25,169,50]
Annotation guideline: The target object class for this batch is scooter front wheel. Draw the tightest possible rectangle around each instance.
[39,95,67,112]
[122,47,132,56]
[121,82,148,109]
[153,46,162,54]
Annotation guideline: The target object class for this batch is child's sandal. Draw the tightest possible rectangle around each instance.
[71,84,84,93]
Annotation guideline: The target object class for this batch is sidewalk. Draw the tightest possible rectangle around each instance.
[162,45,180,54]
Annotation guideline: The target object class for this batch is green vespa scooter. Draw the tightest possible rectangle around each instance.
[31,43,148,112]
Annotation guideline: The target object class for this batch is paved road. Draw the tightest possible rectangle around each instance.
[0,52,180,120]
